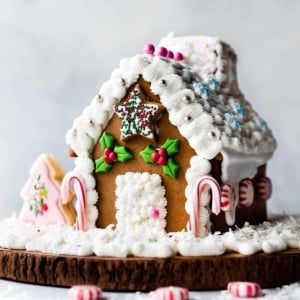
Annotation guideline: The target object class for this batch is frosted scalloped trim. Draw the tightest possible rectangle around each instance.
[1,215,300,258]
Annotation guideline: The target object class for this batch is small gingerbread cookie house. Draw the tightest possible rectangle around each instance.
[66,35,276,237]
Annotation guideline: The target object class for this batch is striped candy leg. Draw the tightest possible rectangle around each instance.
[227,281,261,297]
[61,171,87,231]
[239,179,254,207]
[220,183,235,212]
[156,286,189,300]
[69,285,102,300]
[188,176,221,237]
[255,176,272,201]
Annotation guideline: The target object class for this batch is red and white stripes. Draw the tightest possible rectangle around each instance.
[69,285,102,300]
[239,179,254,207]
[255,176,272,201]
[220,183,235,212]
[61,171,87,231]
[227,281,261,297]
[155,286,189,300]
[188,176,221,237]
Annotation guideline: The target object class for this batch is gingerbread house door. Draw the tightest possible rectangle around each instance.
[115,172,167,234]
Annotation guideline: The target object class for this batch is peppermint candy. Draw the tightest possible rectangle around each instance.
[220,183,235,212]
[155,286,189,300]
[255,176,272,201]
[239,179,254,207]
[227,281,261,297]
[69,285,102,300]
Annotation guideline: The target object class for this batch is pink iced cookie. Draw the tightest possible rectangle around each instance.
[155,286,189,300]
[69,285,102,300]
[227,281,261,298]
[20,154,76,227]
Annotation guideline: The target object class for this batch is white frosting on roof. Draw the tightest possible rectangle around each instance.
[66,53,276,158]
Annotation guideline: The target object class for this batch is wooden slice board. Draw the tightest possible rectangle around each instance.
[0,248,299,291]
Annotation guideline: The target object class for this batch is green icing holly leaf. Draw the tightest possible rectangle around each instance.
[140,145,155,163]
[114,146,133,162]
[163,158,180,179]
[161,138,180,156]
[100,132,115,150]
[39,187,48,197]
[95,157,112,173]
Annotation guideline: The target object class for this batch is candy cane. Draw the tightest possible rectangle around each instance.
[239,179,254,207]
[155,286,189,300]
[255,176,272,201]
[220,183,235,212]
[227,281,261,298]
[189,176,221,237]
[61,171,87,231]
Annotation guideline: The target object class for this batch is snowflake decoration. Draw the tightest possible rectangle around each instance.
[225,113,242,130]
[193,82,214,100]
[114,85,163,140]
[231,101,247,119]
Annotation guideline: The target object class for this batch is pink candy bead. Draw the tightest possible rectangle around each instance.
[227,281,261,298]
[174,52,184,61]
[156,46,168,57]
[166,50,174,59]
[156,286,189,300]
[144,43,155,55]
[151,208,160,218]
[69,285,102,300]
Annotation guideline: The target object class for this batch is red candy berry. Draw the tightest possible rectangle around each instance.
[166,50,174,59]
[151,151,160,162]
[158,148,167,158]
[158,156,167,165]
[151,148,168,165]
[104,147,117,163]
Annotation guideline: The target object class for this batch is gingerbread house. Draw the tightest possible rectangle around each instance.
[66,35,276,237]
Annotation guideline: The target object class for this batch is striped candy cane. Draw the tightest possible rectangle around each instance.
[239,179,254,207]
[227,281,261,298]
[156,286,189,300]
[188,176,221,237]
[255,176,272,201]
[61,171,87,231]
[220,183,235,212]
[69,285,102,300]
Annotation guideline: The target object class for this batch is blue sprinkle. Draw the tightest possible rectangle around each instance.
[257,117,270,132]
[207,75,220,91]
[193,82,214,100]
[226,114,242,130]
[231,101,247,119]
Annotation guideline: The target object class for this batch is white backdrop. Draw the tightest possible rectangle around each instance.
[0,0,299,218]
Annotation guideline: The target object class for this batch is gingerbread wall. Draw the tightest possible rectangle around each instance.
[92,78,196,232]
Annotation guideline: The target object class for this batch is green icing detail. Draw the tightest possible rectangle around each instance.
[95,131,133,173]
[139,145,155,163]
[95,157,113,173]
[139,138,180,179]
[100,132,115,150]
[161,138,180,156]
[163,158,180,179]
[114,146,133,162]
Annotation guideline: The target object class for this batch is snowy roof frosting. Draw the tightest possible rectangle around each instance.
[66,51,276,160]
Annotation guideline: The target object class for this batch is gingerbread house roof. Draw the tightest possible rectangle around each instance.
[66,53,276,160]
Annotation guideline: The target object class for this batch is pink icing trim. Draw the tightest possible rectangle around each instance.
[61,172,87,231]
[189,176,221,237]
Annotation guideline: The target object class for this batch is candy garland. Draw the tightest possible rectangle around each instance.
[61,172,87,231]
[143,43,184,61]
[188,176,221,237]
[94,132,133,173]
